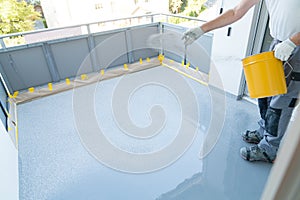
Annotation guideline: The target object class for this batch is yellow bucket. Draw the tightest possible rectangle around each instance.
[242,51,287,98]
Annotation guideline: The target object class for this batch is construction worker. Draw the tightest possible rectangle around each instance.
[182,0,300,162]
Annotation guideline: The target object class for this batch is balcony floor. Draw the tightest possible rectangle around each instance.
[18,66,272,200]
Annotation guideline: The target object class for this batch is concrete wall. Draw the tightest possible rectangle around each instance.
[0,121,19,200]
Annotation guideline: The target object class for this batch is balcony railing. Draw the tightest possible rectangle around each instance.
[0,13,212,94]
[0,13,206,50]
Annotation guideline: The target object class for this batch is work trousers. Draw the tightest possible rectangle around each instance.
[256,39,300,159]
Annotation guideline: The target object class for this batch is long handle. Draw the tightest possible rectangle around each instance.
[184,44,187,65]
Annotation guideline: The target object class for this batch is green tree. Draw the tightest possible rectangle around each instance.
[169,0,188,14]
[169,0,183,14]
[169,0,207,24]
[184,0,207,17]
[0,0,40,35]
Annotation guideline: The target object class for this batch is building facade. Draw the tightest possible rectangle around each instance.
[41,0,169,27]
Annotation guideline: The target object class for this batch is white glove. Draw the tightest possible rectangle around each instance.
[182,27,204,46]
[274,38,297,61]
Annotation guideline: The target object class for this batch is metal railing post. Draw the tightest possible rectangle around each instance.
[125,29,134,63]
[158,22,164,55]
[87,24,97,72]
[42,43,60,82]
[0,38,6,49]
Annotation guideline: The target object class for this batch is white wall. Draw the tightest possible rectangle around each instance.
[209,0,255,96]
[41,0,72,27]
[261,102,300,200]
[0,122,19,200]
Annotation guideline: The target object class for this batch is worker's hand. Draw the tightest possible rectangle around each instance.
[274,38,297,61]
[182,27,204,46]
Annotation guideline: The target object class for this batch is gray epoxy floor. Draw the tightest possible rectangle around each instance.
[18,66,272,200]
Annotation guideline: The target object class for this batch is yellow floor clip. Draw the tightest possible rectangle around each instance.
[186,62,190,68]
[13,91,19,98]
[48,83,53,91]
[196,67,199,72]
[181,60,185,66]
[124,64,128,70]
[66,78,71,85]
[139,58,143,64]
[146,57,150,62]
[100,69,105,75]
[158,54,164,64]
[28,87,34,93]
[81,74,87,80]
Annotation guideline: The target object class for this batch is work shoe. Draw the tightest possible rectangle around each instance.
[240,145,274,163]
[241,130,263,144]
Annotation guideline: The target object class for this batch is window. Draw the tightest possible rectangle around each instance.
[95,3,103,10]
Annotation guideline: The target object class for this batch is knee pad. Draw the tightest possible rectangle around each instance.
[265,107,282,137]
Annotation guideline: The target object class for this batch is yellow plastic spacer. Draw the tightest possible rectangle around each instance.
[181,60,185,66]
[48,83,53,91]
[28,87,34,93]
[196,67,199,72]
[158,54,164,64]
[66,78,71,85]
[139,58,143,64]
[13,91,19,98]
[81,74,87,80]
[169,59,174,63]
[100,69,105,75]
[186,62,190,68]
[146,57,150,62]
[8,127,12,131]
[124,64,128,70]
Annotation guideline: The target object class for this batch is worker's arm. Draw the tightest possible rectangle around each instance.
[201,0,260,32]
[183,0,260,45]
[290,32,300,46]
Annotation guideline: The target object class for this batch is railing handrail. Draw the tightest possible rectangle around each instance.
[161,13,206,22]
[0,13,206,39]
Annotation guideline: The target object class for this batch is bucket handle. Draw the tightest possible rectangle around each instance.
[284,61,294,78]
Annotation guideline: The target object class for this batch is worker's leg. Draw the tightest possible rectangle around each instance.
[241,44,300,162]
[241,40,280,144]
[258,94,298,160]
